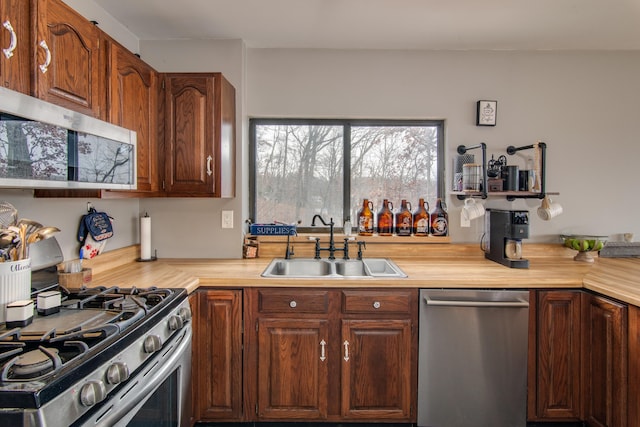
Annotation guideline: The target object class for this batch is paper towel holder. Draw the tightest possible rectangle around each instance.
[137,213,157,262]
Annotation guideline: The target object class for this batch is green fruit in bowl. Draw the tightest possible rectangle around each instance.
[593,241,604,251]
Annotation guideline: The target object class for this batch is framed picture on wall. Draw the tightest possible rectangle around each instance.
[476,100,497,126]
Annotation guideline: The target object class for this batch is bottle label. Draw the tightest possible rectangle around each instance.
[431,217,448,236]
[398,217,412,235]
[416,218,429,234]
[359,216,372,233]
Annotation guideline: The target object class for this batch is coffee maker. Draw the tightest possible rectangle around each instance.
[484,209,529,268]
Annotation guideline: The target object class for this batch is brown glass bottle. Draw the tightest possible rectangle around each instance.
[412,198,430,236]
[377,199,394,236]
[430,198,449,236]
[357,199,374,236]
[395,199,413,236]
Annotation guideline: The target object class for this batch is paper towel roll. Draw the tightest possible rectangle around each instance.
[140,215,151,260]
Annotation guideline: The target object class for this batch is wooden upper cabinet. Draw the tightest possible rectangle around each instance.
[163,73,235,197]
[106,39,158,193]
[0,0,30,93]
[33,0,102,118]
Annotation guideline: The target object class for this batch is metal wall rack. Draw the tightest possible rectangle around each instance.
[452,141,557,201]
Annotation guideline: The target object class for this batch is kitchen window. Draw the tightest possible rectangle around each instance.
[249,119,444,230]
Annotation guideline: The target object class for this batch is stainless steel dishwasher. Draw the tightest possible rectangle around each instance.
[418,289,529,427]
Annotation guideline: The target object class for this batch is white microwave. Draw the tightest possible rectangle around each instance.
[0,87,137,190]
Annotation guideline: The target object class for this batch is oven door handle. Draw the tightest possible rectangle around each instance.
[83,325,192,427]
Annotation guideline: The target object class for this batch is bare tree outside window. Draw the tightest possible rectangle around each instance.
[251,119,443,229]
[0,121,68,181]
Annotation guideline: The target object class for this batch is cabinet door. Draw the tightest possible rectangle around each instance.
[341,319,412,420]
[528,290,582,421]
[582,293,628,427]
[164,73,235,197]
[628,305,640,427]
[0,0,30,93]
[193,290,243,421]
[107,40,158,192]
[34,0,101,118]
[256,318,328,420]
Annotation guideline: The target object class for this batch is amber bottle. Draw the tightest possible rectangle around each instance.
[395,199,413,236]
[430,198,449,236]
[412,198,430,236]
[377,199,394,236]
[357,199,374,236]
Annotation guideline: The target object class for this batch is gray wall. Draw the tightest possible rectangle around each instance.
[246,49,640,243]
[2,0,638,261]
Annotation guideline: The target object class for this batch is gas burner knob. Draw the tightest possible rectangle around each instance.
[168,314,184,331]
[143,334,162,353]
[178,306,192,322]
[106,362,130,384]
[80,380,107,407]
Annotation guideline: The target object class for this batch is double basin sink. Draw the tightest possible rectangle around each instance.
[261,257,407,279]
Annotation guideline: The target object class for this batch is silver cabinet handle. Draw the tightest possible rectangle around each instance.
[2,20,17,59]
[289,300,297,308]
[320,339,326,361]
[206,155,213,176]
[423,295,529,308]
[38,40,51,74]
[373,301,381,309]
[343,340,350,361]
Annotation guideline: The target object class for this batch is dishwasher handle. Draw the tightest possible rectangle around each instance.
[423,295,529,308]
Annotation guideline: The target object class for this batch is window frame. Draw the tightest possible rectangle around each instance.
[249,118,445,230]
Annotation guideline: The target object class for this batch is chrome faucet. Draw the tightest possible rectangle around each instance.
[311,215,352,260]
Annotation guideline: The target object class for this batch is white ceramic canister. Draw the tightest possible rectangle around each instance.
[0,258,32,324]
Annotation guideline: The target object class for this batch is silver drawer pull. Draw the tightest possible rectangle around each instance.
[373,301,381,309]
[38,40,51,74]
[2,20,17,59]
[289,300,297,308]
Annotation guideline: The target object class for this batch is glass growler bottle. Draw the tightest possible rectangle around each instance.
[357,199,374,236]
[395,199,413,236]
[377,199,394,236]
[430,198,449,236]
[412,198,430,236]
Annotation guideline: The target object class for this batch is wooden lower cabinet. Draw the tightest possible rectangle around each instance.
[581,292,627,427]
[256,318,329,419]
[528,290,582,421]
[341,319,412,420]
[245,288,417,423]
[628,305,640,427]
[529,289,630,427]
[191,290,243,422]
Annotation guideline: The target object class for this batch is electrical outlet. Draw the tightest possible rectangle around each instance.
[222,210,234,229]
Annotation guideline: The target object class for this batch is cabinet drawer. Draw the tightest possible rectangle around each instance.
[258,289,329,313]
[342,290,412,314]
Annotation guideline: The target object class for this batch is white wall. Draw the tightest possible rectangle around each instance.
[247,49,640,243]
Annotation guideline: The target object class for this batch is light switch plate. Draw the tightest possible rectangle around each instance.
[222,210,234,229]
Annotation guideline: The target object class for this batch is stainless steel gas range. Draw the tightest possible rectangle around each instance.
[0,285,192,427]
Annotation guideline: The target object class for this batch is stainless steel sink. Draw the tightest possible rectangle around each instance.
[261,258,407,279]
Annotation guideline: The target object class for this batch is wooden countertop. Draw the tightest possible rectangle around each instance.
[82,244,640,307]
